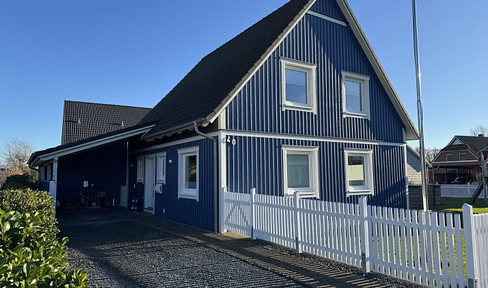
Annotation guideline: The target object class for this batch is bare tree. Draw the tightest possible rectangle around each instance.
[415,146,440,163]
[1,138,34,177]
[469,125,488,136]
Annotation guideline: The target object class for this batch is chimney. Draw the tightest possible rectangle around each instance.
[479,134,484,137]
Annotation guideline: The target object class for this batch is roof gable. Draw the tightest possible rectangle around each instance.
[62,101,151,145]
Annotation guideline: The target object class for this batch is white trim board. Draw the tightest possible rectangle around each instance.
[222,130,405,147]
[129,132,219,155]
[306,10,347,26]
[34,125,155,165]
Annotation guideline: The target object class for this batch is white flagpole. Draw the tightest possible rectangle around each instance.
[412,0,429,211]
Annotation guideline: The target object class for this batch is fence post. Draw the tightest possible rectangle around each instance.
[250,188,256,240]
[294,191,302,254]
[463,204,478,288]
[219,186,226,233]
[359,196,370,274]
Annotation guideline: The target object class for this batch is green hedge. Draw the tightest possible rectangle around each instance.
[0,189,88,287]
[1,174,37,191]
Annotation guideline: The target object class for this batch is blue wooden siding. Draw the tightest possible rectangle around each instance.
[225,1,405,143]
[130,138,215,231]
[57,141,127,204]
[309,0,346,22]
[226,135,407,208]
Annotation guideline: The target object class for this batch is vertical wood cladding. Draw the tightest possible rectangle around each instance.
[226,135,407,208]
[225,0,405,143]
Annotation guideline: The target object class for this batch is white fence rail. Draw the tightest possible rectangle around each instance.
[222,187,487,288]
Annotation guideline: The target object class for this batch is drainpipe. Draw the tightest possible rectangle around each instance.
[193,122,218,232]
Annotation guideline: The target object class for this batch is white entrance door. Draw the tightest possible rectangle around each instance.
[144,156,155,213]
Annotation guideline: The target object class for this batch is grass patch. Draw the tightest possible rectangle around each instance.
[431,197,488,214]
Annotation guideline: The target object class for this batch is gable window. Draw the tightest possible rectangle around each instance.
[446,154,453,161]
[282,146,319,198]
[136,156,144,183]
[178,147,199,201]
[341,71,370,118]
[156,152,166,184]
[459,153,466,161]
[344,149,374,196]
[281,58,316,112]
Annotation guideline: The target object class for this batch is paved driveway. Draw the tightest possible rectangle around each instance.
[58,208,305,288]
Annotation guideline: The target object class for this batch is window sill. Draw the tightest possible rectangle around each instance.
[283,103,316,113]
[285,190,319,198]
[346,190,374,197]
[343,111,369,119]
[178,192,199,201]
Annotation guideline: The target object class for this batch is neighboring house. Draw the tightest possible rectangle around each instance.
[432,135,488,184]
[0,166,6,188]
[29,0,418,232]
[405,145,433,185]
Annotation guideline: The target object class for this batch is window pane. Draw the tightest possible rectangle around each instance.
[286,68,307,104]
[185,155,197,189]
[459,154,466,161]
[446,154,453,161]
[287,154,310,188]
[345,80,361,113]
[348,155,365,187]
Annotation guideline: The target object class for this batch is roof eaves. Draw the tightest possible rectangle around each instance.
[336,0,418,141]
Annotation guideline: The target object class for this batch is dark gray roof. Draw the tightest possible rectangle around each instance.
[62,101,151,144]
[139,0,312,139]
[451,135,488,155]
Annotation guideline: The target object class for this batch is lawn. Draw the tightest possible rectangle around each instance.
[431,197,488,214]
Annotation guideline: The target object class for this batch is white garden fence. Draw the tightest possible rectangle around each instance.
[221,187,488,288]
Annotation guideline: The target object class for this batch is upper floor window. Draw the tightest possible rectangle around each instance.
[281,58,316,113]
[446,154,453,161]
[341,71,370,118]
[459,153,466,161]
[282,146,319,198]
[344,149,374,196]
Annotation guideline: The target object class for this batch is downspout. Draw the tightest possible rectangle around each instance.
[193,122,218,232]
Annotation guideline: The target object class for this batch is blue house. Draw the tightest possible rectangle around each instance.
[29,0,418,232]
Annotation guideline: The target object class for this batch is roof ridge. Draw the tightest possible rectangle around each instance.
[65,100,151,110]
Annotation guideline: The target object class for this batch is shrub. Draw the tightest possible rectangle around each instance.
[0,209,88,287]
[0,189,57,234]
[1,174,37,190]
[0,189,88,287]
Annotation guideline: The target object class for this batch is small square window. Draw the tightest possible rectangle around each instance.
[344,149,374,196]
[281,59,316,113]
[342,71,370,118]
[283,146,319,198]
[178,147,199,201]
[446,154,453,161]
[459,153,466,161]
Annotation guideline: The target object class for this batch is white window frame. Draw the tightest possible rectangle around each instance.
[156,152,166,184]
[459,153,466,161]
[281,58,317,113]
[282,146,319,198]
[344,149,374,197]
[136,156,144,183]
[341,71,370,119]
[178,147,199,201]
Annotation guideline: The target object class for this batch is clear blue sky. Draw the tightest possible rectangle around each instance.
[1,0,487,153]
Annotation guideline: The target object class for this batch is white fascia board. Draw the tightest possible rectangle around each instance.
[335,0,418,141]
[37,125,154,162]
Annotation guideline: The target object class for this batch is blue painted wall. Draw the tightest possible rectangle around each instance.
[225,0,405,143]
[225,135,407,208]
[130,137,215,231]
[57,142,127,205]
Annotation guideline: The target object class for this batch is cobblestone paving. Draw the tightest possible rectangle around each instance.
[59,209,305,288]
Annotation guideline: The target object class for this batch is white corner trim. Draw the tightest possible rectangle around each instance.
[306,10,347,27]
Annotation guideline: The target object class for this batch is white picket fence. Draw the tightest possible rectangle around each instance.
[221,188,488,288]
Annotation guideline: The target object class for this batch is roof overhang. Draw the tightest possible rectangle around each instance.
[29,125,154,167]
